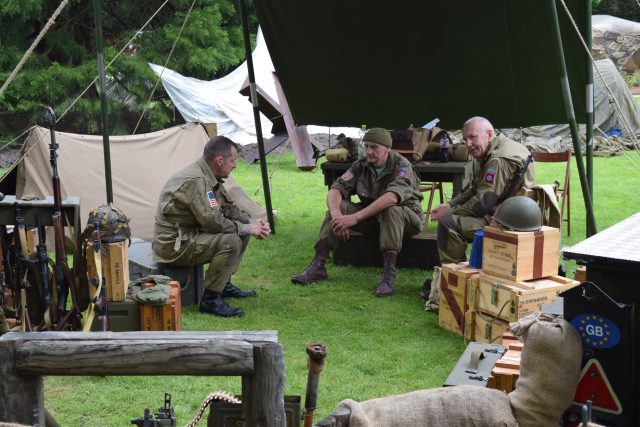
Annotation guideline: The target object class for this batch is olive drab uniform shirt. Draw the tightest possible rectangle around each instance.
[448,132,535,218]
[331,150,424,216]
[153,157,251,263]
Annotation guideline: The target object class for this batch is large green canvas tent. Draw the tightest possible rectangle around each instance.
[252,0,589,130]
[251,0,596,233]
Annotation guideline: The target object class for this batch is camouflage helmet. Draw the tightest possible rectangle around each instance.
[81,204,131,243]
[495,196,542,232]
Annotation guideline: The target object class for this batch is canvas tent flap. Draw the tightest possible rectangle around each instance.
[16,123,267,242]
[253,0,589,130]
[150,29,276,146]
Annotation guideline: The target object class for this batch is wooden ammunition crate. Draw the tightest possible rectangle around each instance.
[473,312,511,344]
[140,281,181,331]
[438,262,480,336]
[488,339,523,393]
[86,239,130,302]
[574,265,587,283]
[476,273,579,323]
[482,225,560,281]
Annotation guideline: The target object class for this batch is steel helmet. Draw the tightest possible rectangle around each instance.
[81,204,131,243]
[495,196,542,232]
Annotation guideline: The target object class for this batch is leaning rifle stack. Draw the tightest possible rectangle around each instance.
[0,107,86,332]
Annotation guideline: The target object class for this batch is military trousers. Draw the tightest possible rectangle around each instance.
[437,211,490,264]
[165,232,249,293]
[317,200,423,252]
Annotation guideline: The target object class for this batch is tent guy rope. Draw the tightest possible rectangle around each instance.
[0,0,71,97]
[133,0,197,135]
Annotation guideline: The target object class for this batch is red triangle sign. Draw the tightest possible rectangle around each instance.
[573,359,622,415]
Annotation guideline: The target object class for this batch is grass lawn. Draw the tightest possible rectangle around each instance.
[38,150,640,425]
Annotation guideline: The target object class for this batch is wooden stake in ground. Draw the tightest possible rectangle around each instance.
[303,342,328,427]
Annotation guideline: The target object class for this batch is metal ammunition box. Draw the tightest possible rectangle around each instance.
[207,395,300,427]
[86,298,140,332]
[443,342,506,388]
[128,238,203,307]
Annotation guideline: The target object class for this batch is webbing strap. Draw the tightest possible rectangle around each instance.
[82,244,104,332]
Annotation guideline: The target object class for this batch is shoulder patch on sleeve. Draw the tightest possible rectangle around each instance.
[396,166,409,178]
[207,190,218,208]
[340,170,354,181]
[483,167,497,185]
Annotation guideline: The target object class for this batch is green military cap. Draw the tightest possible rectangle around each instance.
[363,128,392,148]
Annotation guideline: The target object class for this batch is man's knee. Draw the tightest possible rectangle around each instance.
[218,233,243,254]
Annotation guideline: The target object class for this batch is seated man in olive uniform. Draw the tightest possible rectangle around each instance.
[431,116,535,265]
[292,128,424,297]
[153,136,270,318]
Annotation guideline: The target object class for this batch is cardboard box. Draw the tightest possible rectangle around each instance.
[482,225,560,282]
[140,281,181,331]
[476,272,579,323]
[438,262,480,336]
[474,312,511,344]
[87,239,130,302]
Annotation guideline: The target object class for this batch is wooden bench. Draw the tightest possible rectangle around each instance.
[333,230,440,269]
[0,331,285,426]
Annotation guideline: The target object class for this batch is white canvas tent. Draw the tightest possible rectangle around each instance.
[149,29,277,146]
[150,29,359,147]
[15,122,267,242]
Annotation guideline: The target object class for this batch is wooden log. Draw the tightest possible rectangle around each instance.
[0,330,278,343]
[0,338,45,425]
[314,406,351,427]
[15,339,253,376]
[242,342,286,427]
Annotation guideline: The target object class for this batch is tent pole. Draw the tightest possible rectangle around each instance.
[585,0,594,204]
[548,0,596,236]
[237,0,276,233]
[93,0,113,204]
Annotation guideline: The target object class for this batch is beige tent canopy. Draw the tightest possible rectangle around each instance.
[16,122,267,242]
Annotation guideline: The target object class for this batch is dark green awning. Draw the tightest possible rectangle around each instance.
[253,0,589,130]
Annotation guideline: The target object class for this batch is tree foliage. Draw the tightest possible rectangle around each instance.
[0,0,258,141]
[593,0,640,23]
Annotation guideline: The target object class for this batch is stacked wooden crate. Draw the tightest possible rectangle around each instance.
[465,225,579,343]
[437,262,480,337]
[86,239,130,302]
[487,332,523,393]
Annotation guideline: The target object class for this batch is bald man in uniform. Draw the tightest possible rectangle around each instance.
[431,116,535,264]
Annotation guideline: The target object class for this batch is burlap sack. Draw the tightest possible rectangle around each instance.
[339,385,517,427]
[508,313,582,427]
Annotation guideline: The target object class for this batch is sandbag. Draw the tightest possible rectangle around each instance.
[340,385,517,427]
[508,313,582,427]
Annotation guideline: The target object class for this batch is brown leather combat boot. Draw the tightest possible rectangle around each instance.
[375,251,398,297]
[291,242,330,284]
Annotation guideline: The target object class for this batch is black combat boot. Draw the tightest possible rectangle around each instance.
[221,281,257,298]
[375,251,397,297]
[199,289,244,317]
[291,242,330,284]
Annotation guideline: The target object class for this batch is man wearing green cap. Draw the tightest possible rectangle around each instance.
[292,127,424,296]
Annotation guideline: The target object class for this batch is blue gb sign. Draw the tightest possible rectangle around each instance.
[571,314,621,349]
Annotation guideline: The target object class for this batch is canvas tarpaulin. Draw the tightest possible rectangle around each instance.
[15,123,267,242]
[253,0,589,130]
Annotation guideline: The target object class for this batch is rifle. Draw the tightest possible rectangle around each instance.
[496,154,533,205]
[43,106,82,331]
[35,212,51,310]
[0,225,17,318]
